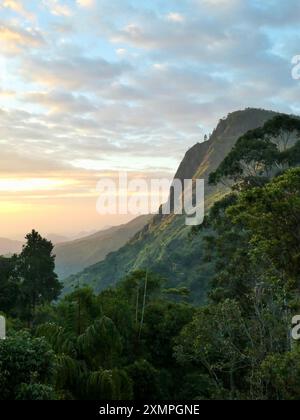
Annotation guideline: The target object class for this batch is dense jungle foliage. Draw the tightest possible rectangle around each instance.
[1,115,300,400]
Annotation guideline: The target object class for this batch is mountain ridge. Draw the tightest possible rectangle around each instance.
[0,238,23,256]
[63,108,282,299]
[54,215,152,279]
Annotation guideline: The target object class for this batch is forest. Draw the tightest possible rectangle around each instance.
[1,115,300,400]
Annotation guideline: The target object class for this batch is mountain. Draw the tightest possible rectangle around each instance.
[64,108,279,300]
[54,215,152,279]
[69,230,98,241]
[0,234,68,257]
[46,234,69,245]
[0,238,23,256]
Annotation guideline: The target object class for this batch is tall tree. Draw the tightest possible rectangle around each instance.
[18,230,62,321]
[0,255,19,316]
[228,168,300,284]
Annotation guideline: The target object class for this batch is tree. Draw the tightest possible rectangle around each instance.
[16,383,57,400]
[18,230,62,321]
[198,193,257,310]
[60,286,101,336]
[209,129,279,187]
[0,256,19,316]
[36,286,130,400]
[126,360,162,400]
[209,115,300,189]
[174,300,248,399]
[263,114,300,151]
[117,271,164,338]
[0,331,56,400]
[143,300,194,368]
[189,164,300,399]
[228,168,300,284]
[37,314,129,400]
[255,346,300,400]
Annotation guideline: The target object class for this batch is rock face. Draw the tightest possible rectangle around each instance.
[63,108,280,301]
[176,108,278,182]
[174,141,211,182]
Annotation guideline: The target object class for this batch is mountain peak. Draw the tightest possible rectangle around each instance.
[64,107,288,296]
[175,108,279,183]
[212,108,279,139]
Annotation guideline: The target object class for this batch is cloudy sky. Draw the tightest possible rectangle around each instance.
[0,0,299,239]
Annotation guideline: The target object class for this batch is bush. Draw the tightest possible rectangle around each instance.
[0,331,56,400]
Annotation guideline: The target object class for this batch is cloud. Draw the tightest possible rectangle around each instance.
[197,0,239,8]
[76,0,95,8]
[110,17,228,55]
[166,13,185,23]
[21,91,97,114]
[43,0,72,17]
[2,0,300,236]
[116,48,127,57]
[2,0,34,20]
[0,88,15,97]
[0,23,45,54]
[20,55,132,91]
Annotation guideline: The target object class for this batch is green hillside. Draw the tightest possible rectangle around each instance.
[64,108,279,301]
[54,215,152,279]
[3,110,300,401]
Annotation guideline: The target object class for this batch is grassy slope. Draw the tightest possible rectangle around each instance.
[54,215,152,279]
[64,109,279,302]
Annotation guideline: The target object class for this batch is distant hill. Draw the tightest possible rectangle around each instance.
[46,234,69,245]
[64,109,280,301]
[54,215,152,279]
[0,238,23,256]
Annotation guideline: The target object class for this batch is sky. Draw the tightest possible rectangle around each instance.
[0,0,300,239]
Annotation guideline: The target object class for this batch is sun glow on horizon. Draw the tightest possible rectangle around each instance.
[0,178,70,192]
[0,0,298,238]
[0,201,34,214]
